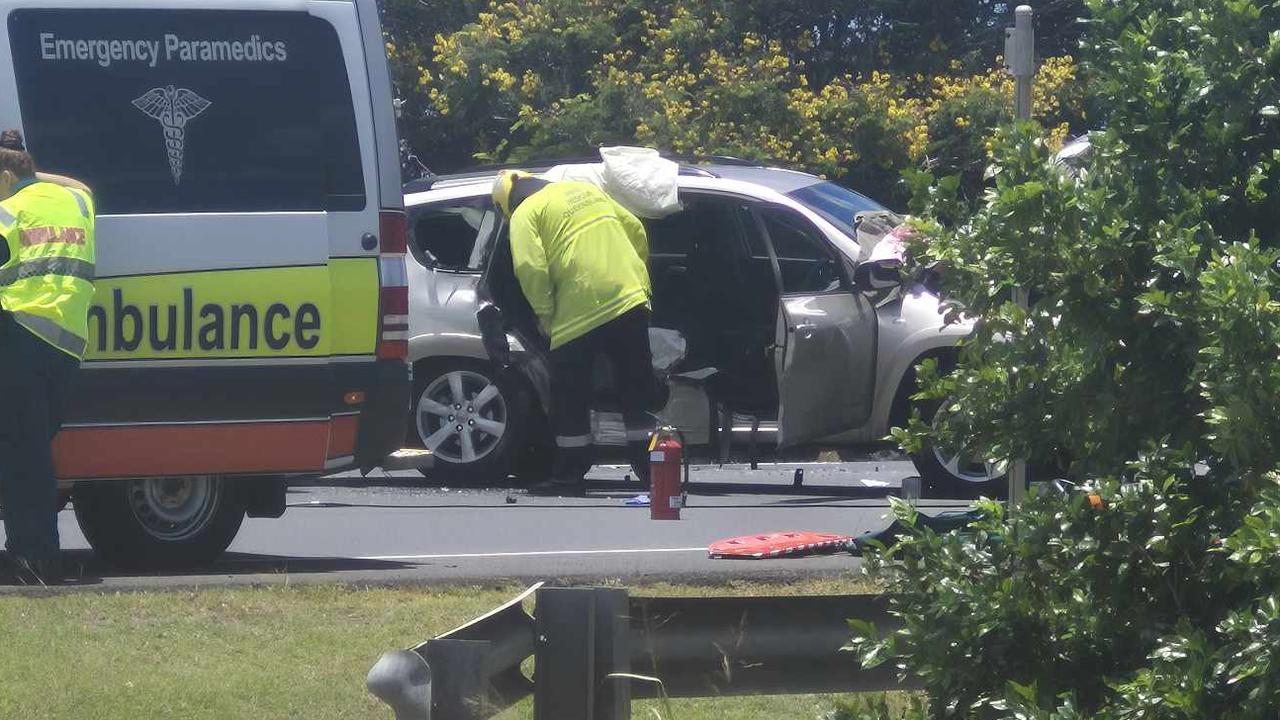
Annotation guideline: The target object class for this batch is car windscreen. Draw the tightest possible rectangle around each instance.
[7,8,366,214]
[786,182,886,239]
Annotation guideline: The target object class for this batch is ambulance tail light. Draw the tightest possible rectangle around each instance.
[378,210,409,361]
[379,210,408,254]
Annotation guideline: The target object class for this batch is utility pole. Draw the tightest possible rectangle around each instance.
[1004,5,1035,504]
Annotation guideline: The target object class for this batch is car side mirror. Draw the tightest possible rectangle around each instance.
[854,258,902,291]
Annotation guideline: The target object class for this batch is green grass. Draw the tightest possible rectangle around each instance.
[0,577,889,720]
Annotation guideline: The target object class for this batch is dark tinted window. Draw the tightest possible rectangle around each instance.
[642,213,693,257]
[760,208,841,293]
[786,181,886,239]
[409,198,494,272]
[9,9,365,214]
[762,209,829,261]
[646,197,750,258]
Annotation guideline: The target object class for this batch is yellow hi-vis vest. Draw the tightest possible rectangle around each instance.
[509,181,650,349]
[0,181,97,359]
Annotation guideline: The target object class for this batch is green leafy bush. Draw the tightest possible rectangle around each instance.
[899,0,1280,482]
[854,480,1280,719]
[863,0,1280,717]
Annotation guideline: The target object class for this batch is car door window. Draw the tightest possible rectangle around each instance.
[408,197,495,272]
[643,211,694,260]
[759,207,843,294]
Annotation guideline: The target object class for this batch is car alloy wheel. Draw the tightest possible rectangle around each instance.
[930,444,1008,484]
[416,369,509,464]
[927,401,1008,484]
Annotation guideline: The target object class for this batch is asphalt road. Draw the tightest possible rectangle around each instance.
[9,457,972,591]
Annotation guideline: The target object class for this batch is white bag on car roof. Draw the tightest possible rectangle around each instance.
[542,146,682,218]
[599,146,683,219]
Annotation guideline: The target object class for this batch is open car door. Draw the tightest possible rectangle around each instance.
[775,293,877,446]
[758,206,879,447]
[475,218,547,361]
[474,216,554,413]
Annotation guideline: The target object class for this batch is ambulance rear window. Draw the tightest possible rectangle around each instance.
[7,9,366,214]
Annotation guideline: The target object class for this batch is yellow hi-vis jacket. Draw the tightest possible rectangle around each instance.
[0,181,97,358]
[509,181,650,349]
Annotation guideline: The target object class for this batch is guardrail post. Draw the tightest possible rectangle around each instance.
[427,639,492,720]
[534,588,631,720]
[367,649,433,720]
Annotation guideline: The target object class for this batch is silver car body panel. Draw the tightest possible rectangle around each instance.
[405,168,974,446]
[405,182,496,364]
[775,290,877,446]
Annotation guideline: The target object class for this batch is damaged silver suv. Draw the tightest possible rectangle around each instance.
[403,159,1002,496]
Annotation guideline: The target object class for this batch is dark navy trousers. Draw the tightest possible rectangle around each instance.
[0,313,78,562]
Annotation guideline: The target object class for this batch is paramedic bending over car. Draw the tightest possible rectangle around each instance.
[0,130,96,585]
[492,171,659,497]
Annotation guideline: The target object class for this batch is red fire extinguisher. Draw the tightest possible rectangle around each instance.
[649,426,687,520]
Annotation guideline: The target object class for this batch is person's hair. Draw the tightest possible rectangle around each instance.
[0,129,36,179]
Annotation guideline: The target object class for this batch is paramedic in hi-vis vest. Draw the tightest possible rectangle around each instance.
[0,130,96,585]
[493,171,659,496]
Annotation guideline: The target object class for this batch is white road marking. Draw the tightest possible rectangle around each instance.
[358,547,708,561]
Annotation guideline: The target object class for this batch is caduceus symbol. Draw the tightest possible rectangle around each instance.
[132,86,212,186]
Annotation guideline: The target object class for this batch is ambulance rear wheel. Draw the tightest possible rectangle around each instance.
[73,476,246,568]
[410,359,530,486]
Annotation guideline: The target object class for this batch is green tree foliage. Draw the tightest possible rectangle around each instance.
[902,0,1280,485]
[382,0,489,173]
[383,0,1085,203]
[858,0,1280,717]
[715,0,1085,83]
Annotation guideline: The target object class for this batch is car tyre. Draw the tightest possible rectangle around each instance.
[896,359,1008,499]
[410,359,530,486]
[73,476,246,568]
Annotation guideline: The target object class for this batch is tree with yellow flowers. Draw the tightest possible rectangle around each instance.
[388,0,1086,205]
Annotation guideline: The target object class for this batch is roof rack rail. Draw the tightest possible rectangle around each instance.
[446,150,764,172]
[663,153,762,167]
[415,150,783,187]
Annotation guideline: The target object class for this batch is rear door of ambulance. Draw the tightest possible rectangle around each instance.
[0,0,409,480]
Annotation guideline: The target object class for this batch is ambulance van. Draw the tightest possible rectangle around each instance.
[0,0,411,566]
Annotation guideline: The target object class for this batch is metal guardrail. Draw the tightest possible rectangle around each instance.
[367,585,909,720]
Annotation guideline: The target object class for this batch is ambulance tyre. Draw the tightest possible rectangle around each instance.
[73,476,246,568]
[410,359,530,486]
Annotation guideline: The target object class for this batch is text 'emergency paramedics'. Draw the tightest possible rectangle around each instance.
[38,33,289,68]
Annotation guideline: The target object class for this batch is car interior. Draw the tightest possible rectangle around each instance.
[408,197,492,271]
[647,195,779,418]
[470,189,851,436]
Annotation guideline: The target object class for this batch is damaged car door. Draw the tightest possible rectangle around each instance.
[755,206,878,447]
